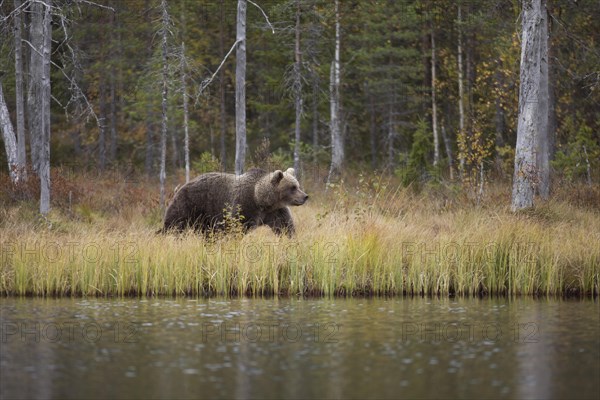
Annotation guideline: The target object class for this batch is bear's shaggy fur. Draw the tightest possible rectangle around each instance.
[160,168,308,236]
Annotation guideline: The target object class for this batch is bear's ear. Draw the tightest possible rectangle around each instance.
[271,170,284,185]
[285,168,295,177]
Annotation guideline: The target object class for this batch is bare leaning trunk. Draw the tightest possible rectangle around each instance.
[235,0,247,176]
[536,0,550,200]
[431,29,439,167]
[327,0,343,184]
[293,0,302,175]
[512,0,545,211]
[456,4,465,175]
[0,83,19,182]
[14,0,27,180]
[159,0,169,209]
[181,42,190,183]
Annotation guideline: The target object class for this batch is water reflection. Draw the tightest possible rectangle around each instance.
[1,297,598,399]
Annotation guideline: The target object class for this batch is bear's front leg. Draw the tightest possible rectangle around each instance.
[263,208,295,237]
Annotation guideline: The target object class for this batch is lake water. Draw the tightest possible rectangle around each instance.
[1,297,598,399]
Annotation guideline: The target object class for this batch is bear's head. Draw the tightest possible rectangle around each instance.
[256,168,309,210]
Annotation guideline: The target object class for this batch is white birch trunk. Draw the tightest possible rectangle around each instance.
[457,4,465,175]
[0,83,19,183]
[431,29,439,167]
[235,0,247,176]
[512,0,544,211]
[159,0,169,209]
[181,42,190,183]
[327,0,343,184]
[14,0,27,181]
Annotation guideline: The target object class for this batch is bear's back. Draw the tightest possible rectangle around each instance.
[177,173,235,216]
[182,169,267,215]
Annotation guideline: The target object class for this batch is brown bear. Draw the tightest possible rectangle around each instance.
[160,167,308,236]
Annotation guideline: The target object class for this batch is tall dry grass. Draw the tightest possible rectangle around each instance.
[0,169,598,297]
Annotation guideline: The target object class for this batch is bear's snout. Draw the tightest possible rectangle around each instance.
[293,191,308,206]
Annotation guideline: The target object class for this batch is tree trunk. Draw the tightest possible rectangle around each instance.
[293,0,302,175]
[494,68,506,147]
[512,0,545,211]
[144,0,154,176]
[312,74,319,163]
[39,0,52,215]
[109,11,117,164]
[431,30,439,167]
[368,88,377,170]
[582,145,592,187]
[0,83,19,183]
[537,0,550,200]
[441,118,454,180]
[494,65,506,174]
[465,18,475,120]
[159,0,169,209]
[235,0,247,176]
[98,80,106,171]
[28,0,43,175]
[109,74,117,163]
[181,42,190,183]
[547,37,557,162]
[14,0,27,181]
[456,4,466,175]
[547,0,557,161]
[327,0,343,184]
[219,0,227,171]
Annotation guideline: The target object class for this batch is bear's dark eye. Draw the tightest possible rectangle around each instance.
[290,186,297,192]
